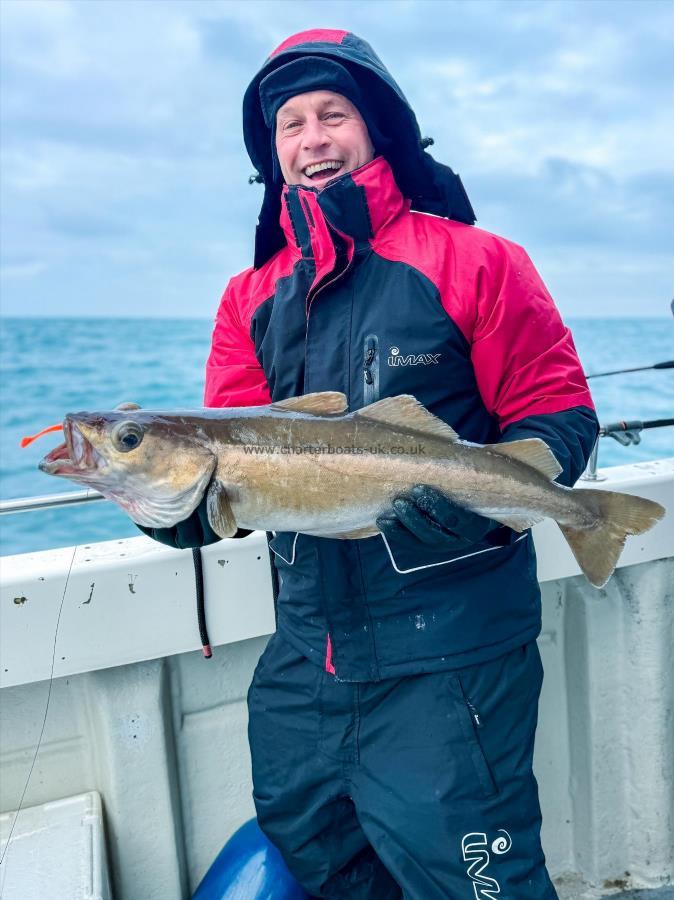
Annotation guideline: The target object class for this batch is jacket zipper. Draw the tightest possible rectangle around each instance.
[363,334,379,406]
[465,698,482,729]
[303,225,354,393]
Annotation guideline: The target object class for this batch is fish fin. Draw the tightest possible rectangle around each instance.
[486,439,562,480]
[497,513,544,532]
[355,395,459,441]
[559,489,665,587]
[271,392,347,416]
[321,526,380,539]
[206,480,238,538]
[115,401,142,410]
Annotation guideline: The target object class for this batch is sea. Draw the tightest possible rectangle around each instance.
[1,317,672,557]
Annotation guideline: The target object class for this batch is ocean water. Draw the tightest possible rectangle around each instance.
[1,317,672,557]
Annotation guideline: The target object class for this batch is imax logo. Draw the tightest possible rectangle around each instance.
[461,830,512,899]
[387,346,441,367]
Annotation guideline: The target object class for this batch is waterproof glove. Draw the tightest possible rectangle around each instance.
[135,495,251,549]
[376,484,496,551]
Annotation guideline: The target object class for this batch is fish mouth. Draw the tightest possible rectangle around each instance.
[39,419,105,478]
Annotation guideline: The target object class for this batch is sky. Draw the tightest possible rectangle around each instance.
[1,0,672,319]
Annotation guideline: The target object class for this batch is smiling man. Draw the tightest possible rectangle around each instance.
[187,28,599,899]
[274,90,375,189]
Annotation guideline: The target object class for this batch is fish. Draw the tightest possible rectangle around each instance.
[37,392,665,588]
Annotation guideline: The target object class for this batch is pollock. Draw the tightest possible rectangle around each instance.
[38,392,665,587]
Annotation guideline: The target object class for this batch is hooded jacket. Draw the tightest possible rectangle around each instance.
[242,29,476,268]
[205,30,598,681]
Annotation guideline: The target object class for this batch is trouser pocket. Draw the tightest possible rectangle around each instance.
[448,672,499,799]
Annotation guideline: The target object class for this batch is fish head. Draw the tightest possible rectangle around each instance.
[39,409,217,528]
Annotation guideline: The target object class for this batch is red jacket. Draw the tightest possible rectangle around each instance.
[204,156,597,681]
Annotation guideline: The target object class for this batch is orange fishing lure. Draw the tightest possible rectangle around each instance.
[20,424,63,448]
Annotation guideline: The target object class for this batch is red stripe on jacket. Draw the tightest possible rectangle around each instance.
[270,29,349,58]
[325,634,336,674]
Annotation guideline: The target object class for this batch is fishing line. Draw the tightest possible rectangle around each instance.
[0,541,78,887]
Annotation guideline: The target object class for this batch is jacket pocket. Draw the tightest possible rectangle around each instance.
[379,524,530,576]
[379,530,503,576]
[448,673,499,798]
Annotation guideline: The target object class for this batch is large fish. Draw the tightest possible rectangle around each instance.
[38,392,664,587]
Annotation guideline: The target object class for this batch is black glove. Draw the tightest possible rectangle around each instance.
[376,484,496,551]
[135,495,251,549]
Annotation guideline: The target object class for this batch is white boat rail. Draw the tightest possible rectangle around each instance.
[0,490,104,515]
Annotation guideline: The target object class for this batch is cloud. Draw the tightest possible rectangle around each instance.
[1,0,672,317]
[471,157,673,252]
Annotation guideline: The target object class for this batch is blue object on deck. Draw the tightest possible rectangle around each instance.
[192,818,310,899]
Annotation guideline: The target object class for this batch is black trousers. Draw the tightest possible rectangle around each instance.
[247,634,558,899]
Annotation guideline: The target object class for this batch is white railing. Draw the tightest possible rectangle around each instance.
[0,489,104,515]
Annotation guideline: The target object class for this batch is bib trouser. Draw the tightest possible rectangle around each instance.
[248,634,558,899]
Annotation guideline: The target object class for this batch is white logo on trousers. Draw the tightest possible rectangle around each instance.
[461,830,512,898]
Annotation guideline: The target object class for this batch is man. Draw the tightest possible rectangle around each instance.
[149,30,598,899]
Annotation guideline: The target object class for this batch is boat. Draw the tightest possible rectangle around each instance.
[0,435,672,898]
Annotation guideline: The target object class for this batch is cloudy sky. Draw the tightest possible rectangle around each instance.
[1,0,672,319]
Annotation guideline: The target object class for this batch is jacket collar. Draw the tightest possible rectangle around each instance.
[279,156,408,257]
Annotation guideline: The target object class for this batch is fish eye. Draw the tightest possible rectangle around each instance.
[111,420,144,453]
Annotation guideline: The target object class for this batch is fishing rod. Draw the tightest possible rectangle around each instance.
[587,298,674,379]
[601,417,674,445]
[582,301,674,476]
[582,418,674,481]
[586,360,674,379]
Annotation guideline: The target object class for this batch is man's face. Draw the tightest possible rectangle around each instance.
[275,90,375,190]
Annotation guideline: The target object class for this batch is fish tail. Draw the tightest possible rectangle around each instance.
[559,489,665,588]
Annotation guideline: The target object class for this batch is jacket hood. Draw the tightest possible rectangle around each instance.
[243,29,476,268]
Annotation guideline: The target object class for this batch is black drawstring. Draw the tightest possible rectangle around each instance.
[193,537,279,658]
[192,547,212,658]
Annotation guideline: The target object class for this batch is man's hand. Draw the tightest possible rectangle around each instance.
[376,485,494,551]
[135,495,251,549]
